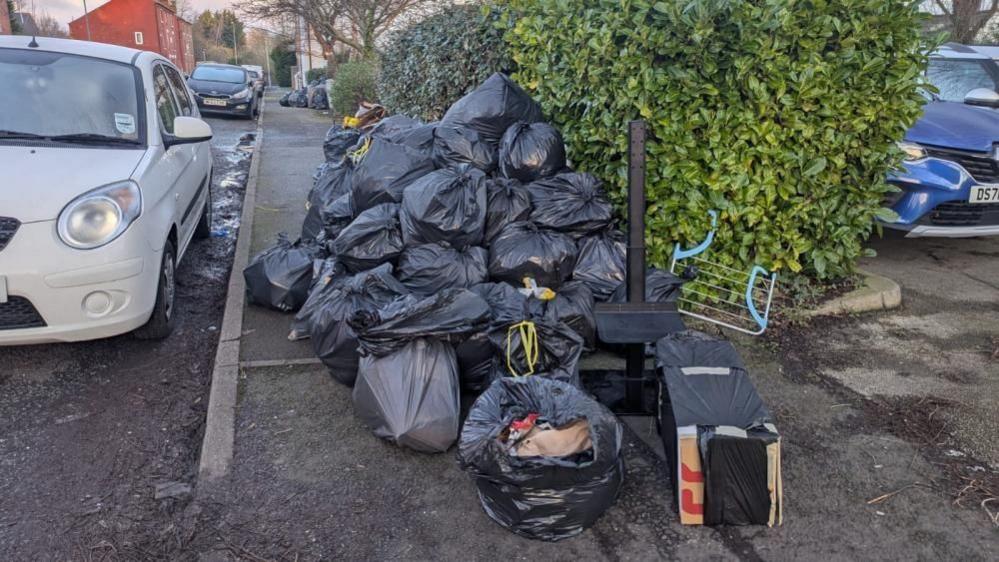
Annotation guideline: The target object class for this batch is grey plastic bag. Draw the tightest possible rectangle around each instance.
[352,289,490,452]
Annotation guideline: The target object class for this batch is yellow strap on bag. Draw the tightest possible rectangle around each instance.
[506,320,540,377]
[348,136,371,164]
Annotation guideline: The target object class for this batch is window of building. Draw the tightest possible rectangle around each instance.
[134,32,144,45]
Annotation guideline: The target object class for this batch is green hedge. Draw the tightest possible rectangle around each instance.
[506,0,929,279]
[377,3,513,121]
[330,59,378,117]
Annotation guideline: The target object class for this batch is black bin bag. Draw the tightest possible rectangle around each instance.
[400,164,487,248]
[397,242,488,296]
[488,222,577,289]
[372,118,437,155]
[310,162,353,209]
[350,137,435,214]
[309,264,409,385]
[323,126,362,163]
[484,178,532,243]
[331,203,404,273]
[488,319,583,388]
[456,283,530,394]
[573,229,627,302]
[351,289,490,452]
[656,331,782,526]
[457,376,624,541]
[527,172,613,238]
[317,191,355,242]
[243,234,323,312]
[499,122,567,182]
[439,73,543,146]
[610,268,685,303]
[432,124,498,173]
[288,258,345,341]
[526,281,596,349]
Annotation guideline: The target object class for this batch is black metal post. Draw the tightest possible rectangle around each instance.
[626,120,647,410]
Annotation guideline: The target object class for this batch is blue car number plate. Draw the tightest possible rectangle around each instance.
[970,184,999,204]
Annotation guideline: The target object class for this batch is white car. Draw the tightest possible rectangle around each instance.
[0,36,214,344]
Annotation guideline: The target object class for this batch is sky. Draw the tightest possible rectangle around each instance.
[33,0,234,29]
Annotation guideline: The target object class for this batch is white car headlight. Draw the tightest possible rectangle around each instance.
[58,181,142,249]
[231,88,251,100]
[898,141,927,162]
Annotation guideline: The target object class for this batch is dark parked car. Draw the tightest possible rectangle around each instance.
[187,63,258,120]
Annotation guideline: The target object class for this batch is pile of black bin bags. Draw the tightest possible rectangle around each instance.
[241,72,686,540]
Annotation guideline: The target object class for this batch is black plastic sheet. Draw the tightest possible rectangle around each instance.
[573,229,627,302]
[457,377,624,541]
[351,137,435,214]
[487,222,577,289]
[439,73,543,146]
[331,203,404,273]
[309,264,408,385]
[243,234,323,312]
[400,165,487,248]
[527,172,613,238]
[499,122,566,182]
[397,242,488,296]
[484,178,532,243]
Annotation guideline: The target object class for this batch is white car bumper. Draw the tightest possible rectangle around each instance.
[0,219,161,345]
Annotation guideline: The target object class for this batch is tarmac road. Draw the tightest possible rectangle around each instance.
[0,113,256,558]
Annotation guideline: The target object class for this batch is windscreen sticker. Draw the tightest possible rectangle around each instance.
[114,113,136,135]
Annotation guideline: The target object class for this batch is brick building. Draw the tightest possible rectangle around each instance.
[0,1,11,35]
[68,0,194,73]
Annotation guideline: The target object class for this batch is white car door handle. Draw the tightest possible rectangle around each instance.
[175,193,180,200]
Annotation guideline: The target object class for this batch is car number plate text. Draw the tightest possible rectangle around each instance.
[203,98,227,107]
[970,184,999,204]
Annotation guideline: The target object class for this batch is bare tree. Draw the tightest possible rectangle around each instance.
[35,12,67,38]
[932,0,999,43]
[241,0,435,63]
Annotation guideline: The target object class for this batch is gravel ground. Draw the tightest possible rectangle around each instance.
[0,114,256,559]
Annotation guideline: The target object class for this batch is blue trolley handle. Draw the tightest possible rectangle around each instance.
[672,210,718,264]
[746,265,778,332]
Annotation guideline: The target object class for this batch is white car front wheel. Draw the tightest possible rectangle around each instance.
[134,240,177,340]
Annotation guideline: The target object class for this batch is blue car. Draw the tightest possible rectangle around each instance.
[885,44,999,237]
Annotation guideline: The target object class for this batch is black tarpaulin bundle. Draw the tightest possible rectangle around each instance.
[656,331,782,527]
[330,203,404,273]
[399,164,487,248]
[457,376,624,541]
[308,263,409,385]
[487,221,577,289]
[397,242,488,296]
[527,172,613,238]
[574,229,627,302]
[350,137,435,214]
[243,234,324,312]
[351,289,490,452]
[499,121,567,182]
[483,178,532,243]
